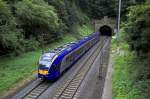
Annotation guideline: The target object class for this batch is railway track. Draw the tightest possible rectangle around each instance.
[53,38,109,99]
[12,37,109,99]
[23,81,50,99]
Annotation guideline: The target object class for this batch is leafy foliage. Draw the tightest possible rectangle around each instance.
[0,0,92,56]
[124,4,150,84]
[112,33,150,99]
[78,0,116,19]
[47,0,88,33]
[15,0,59,39]
[0,0,23,55]
[113,2,150,99]
[124,4,150,60]
[114,0,147,20]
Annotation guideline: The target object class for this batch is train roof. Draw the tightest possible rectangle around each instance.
[44,32,98,56]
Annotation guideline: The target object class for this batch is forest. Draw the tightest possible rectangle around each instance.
[0,0,118,56]
[0,0,150,98]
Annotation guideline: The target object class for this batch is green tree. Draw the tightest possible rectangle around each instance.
[78,0,116,19]
[0,0,22,55]
[47,0,85,34]
[125,4,150,57]
[124,3,150,81]
[115,0,147,20]
[46,0,70,33]
[15,0,59,41]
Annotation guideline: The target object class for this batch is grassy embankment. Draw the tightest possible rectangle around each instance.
[0,24,93,95]
[112,33,150,99]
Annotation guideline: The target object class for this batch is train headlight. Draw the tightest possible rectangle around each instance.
[38,70,48,75]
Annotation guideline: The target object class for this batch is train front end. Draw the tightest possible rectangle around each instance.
[38,52,59,80]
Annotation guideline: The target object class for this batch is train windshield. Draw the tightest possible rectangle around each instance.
[40,56,51,62]
[40,53,56,62]
[39,53,57,68]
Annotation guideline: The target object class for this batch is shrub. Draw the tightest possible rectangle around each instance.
[24,38,40,52]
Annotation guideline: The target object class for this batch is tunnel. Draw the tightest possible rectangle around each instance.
[99,25,112,36]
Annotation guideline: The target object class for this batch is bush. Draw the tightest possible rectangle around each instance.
[24,38,40,52]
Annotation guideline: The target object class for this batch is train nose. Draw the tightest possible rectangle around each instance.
[38,70,48,75]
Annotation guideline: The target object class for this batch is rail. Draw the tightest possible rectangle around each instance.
[53,37,109,99]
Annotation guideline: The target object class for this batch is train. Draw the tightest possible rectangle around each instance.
[38,32,100,80]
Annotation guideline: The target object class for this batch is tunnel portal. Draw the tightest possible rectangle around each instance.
[99,25,112,36]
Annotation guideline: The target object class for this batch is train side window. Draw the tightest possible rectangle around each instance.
[65,56,69,65]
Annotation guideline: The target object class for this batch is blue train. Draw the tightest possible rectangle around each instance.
[38,32,100,80]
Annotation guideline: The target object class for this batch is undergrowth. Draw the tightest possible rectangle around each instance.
[112,34,150,99]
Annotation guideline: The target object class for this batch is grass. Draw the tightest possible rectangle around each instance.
[0,24,93,95]
[78,24,94,36]
[0,34,77,95]
[112,39,131,99]
[0,51,40,93]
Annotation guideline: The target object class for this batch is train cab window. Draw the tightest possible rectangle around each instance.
[40,56,51,62]
[40,53,57,62]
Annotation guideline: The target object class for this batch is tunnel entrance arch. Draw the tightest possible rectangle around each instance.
[99,25,112,36]
[93,16,116,36]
